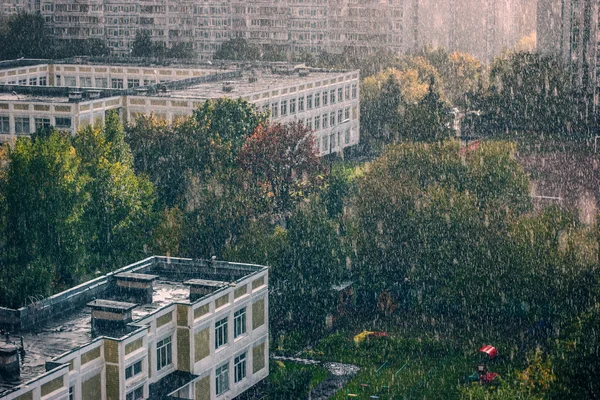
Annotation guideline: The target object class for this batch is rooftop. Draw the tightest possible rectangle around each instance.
[168,68,354,100]
[0,256,267,395]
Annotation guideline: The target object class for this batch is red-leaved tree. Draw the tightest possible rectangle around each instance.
[238,122,321,213]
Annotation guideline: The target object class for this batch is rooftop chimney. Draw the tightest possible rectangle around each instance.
[184,279,227,302]
[0,344,20,379]
[87,300,137,336]
[114,272,158,304]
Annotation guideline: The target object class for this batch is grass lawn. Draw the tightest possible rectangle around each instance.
[299,332,518,400]
[264,361,330,400]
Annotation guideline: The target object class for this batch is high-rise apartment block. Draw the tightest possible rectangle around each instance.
[2,0,410,58]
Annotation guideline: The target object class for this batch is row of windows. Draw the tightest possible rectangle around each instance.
[216,306,247,349]
[265,84,357,119]
[317,128,353,153]
[2,76,47,86]
[0,116,71,135]
[216,350,248,396]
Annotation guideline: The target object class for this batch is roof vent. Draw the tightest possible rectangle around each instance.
[87,300,137,336]
[222,81,234,92]
[184,279,227,302]
[114,272,158,304]
[68,91,83,102]
[87,90,101,99]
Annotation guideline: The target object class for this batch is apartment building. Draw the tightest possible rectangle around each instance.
[0,256,269,400]
[537,0,599,108]
[0,62,361,155]
[23,0,409,58]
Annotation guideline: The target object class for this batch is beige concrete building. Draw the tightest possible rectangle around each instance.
[0,62,361,155]
[0,256,269,400]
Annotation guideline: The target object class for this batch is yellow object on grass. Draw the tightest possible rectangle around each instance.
[354,330,374,344]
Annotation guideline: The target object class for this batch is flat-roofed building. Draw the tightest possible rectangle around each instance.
[0,61,360,155]
[0,256,269,400]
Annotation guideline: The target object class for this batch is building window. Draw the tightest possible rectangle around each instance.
[0,116,9,133]
[314,115,320,130]
[330,113,335,126]
[156,336,172,371]
[69,386,74,400]
[14,117,30,135]
[29,77,37,86]
[127,79,140,88]
[307,94,313,109]
[215,317,228,349]
[126,386,144,400]
[234,353,246,383]
[352,84,357,99]
[338,109,343,123]
[322,136,328,151]
[298,96,304,111]
[80,77,92,87]
[315,92,320,108]
[35,118,51,131]
[111,78,124,89]
[290,98,296,114]
[322,91,328,106]
[215,363,229,396]
[345,129,351,144]
[39,77,47,86]
[18,79,27,85]
[345,107,350,120]
[330,89,335,104]
[307,120,313,130]
[95,78,107,88]
[125,360,143,379]
[345,85,350,100]
[55,75,61,85]
[280,100,287,116]
[338,87,343,102]
[234,308,246,338]
[322,114,328,128]
[55,117,72,129]
[64,76,76,86]
[271,102,278,118]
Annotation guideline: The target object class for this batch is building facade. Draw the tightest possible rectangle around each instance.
[537,0,599,109]
[0,256,269,400]
[0,62,361,155]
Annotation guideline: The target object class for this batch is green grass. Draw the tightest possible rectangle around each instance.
[298,332,519,400]
[265,361,330,400]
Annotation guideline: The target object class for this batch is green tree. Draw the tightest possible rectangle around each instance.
[0,13,53,60]
[2,131,88,298]
[214,38,261,61]
[73,115,155,272]
[132,31,156,58]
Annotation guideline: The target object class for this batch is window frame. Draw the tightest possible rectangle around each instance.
[234,352,246,383]
[234,308,246,339]
[215,362,230,396]
[156,336,173,371]
[215,317,228,349]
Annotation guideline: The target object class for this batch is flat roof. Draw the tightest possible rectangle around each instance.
[0,256,267,395]
[0,93,70,103]
[169,69,354,100]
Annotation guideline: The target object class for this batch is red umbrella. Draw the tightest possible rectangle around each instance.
[479,345,498,359]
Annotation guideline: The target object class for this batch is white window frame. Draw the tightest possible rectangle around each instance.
[215,317,228,349]
[125,359,143,380]
[156,336,172,371]
[215,363,229,396]
[234,352,246,383]
[234,308,246,338]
